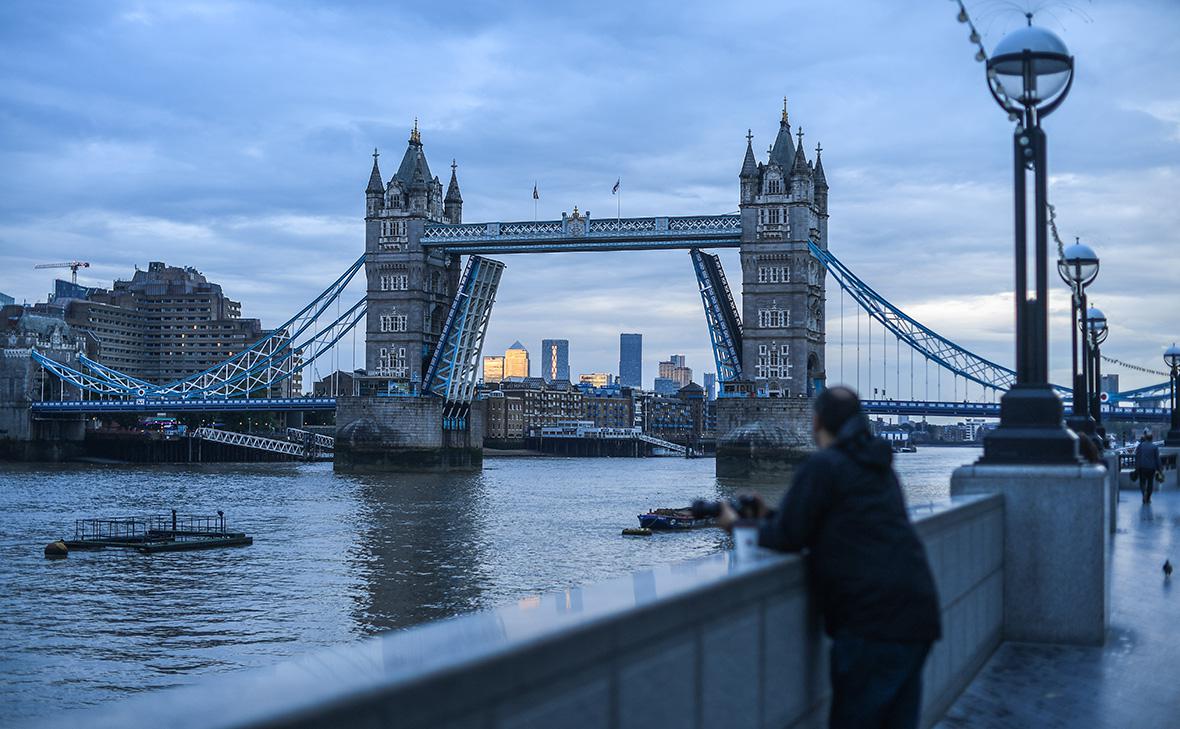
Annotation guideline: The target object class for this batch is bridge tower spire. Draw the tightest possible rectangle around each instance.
[445,159,463,224]
[364,121,458,390]
[735,102,826,398]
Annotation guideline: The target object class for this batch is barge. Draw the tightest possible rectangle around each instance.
[637,508,717,531]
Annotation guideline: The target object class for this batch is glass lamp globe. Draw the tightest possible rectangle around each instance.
[1057,242,1099,288]
[1086,307,1108,342]
[1165,342,1180,370]
[989,25,1073,107]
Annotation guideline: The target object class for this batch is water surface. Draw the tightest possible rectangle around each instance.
[0,447,978,724]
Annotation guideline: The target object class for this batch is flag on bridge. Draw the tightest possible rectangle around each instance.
[611,178,620,195]
[532,182,539,200]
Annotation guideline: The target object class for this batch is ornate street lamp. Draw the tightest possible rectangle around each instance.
[981,20,1078,463]
[1165,342,1180,446]
[1058,240,1099,430]
[1085,307,1108,435]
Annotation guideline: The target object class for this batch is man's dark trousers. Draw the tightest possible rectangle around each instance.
[829,634,931,729]
[1137,467,1155,503]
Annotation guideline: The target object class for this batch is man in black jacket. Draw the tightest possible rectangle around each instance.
[720,386,941,729]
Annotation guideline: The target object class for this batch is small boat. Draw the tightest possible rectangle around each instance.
[637,507,716,531]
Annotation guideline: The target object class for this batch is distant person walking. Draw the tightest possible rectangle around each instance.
[720,386,940,729]
[1136,428,1161,504]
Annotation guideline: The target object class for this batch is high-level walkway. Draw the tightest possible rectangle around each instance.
[937,488,1180,728]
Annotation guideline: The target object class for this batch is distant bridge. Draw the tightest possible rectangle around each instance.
[31,397,337,414]
[861,399,1171,422]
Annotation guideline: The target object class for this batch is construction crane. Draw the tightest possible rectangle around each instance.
[34,261,90,285]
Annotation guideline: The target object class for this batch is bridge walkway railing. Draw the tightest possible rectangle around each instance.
[193,428,306,457]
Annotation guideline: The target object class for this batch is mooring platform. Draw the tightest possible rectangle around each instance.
[61,512,252,554]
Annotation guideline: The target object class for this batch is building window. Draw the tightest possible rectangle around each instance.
[756,343,791,380]
[767,178,782,195]
[757,308,788,328]
[377,346,408,378]
[379,311,408,332]
[757,266,790,284]
[379,274,409,291]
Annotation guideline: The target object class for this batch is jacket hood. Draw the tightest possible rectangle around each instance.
[834,414,893,469]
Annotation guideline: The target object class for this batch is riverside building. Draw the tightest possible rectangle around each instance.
[22,262,295,393]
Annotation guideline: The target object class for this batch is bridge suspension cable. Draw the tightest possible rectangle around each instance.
[812,242,1017,393]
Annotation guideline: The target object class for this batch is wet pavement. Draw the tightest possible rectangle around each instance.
[936,487,1180,728]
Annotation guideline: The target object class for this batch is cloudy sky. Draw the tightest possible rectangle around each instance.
[1,1,1177,395]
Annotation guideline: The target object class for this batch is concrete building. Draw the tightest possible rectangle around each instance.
[618,333,641,388]
[20,263,293,393]
[483,355,505,384]
[581,386,635,429]
[653,377,679,396]
[0,292,13,307]
[313,370,362,397]
[540,339,569,383]
[578,372,612,388]
[657,355,692,387]
[642,382,707,446]
[483,379,583,443]
[504,341,530,379]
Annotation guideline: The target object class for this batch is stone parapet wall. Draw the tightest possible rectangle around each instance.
[68,493,1004,729]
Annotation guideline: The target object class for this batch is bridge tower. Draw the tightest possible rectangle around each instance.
[338,123,489,472]
[736,99,827,397]
[717,100,829,478]
[363,122,461,391]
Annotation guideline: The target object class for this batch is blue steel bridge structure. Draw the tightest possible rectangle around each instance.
[26,104,1173,429]
[28,210,1170,421]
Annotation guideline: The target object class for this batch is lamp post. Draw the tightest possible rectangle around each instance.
[981,20,1078,463]
[1057,240,1099,432]
[1166,343,1180,447]
[1085,307,1107,438]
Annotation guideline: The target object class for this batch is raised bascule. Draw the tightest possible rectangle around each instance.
[20,102,1174,471]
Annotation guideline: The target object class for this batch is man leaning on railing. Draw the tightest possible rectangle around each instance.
[719,386,941,729]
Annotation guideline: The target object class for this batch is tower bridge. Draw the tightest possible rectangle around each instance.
[22,103,1172,471]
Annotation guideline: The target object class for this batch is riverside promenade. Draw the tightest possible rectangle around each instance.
[938,487,1180,728]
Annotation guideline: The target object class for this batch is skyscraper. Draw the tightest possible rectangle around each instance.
[540,339,570,383]
[619,333,642,387]
[483,355,505,383]
[704,372,716,401]
[504,341,530,379]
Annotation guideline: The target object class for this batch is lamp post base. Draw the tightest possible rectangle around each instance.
[980,384,1080,464]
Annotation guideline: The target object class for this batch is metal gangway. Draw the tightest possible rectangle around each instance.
[635,433,692,456]
[193,427,308,457]
[285,427,334,451]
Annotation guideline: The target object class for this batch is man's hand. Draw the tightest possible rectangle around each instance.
[717,501,739,533]
[717,493,771,532]
[745,493,771,519]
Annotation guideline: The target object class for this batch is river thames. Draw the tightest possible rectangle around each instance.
[0,448,978,724]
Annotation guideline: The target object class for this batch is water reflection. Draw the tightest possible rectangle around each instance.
[348,472,489,633]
